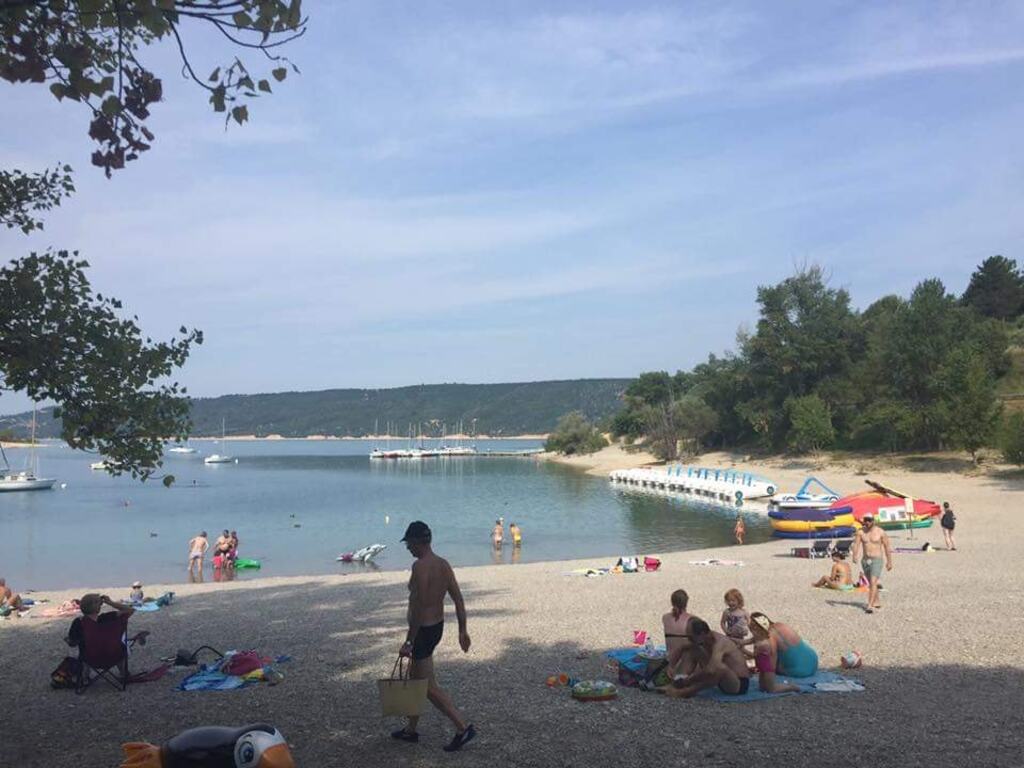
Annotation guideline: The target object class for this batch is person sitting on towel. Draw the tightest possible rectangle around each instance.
[812,551,853,590]
[0,577,23,611]
[663,589,704,679]
[663,619,751,698]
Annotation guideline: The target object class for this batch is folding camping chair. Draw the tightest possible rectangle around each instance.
[74,613,147,693]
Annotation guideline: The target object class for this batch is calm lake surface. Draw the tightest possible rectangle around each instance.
[0,440,770,590]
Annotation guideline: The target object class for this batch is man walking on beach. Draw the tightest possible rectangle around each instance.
[393,521,476,752]
[852,515,893,614]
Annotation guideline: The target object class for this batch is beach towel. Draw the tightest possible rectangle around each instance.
[605,649,863,701]
[178,651,289,692]
[689,558,745,567]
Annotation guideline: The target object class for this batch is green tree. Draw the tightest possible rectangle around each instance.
[1,0,305,174]
[786,394,835,453]
[740,265,860,447]
[545,412,607,456]
[0,252,201,481]
[999,411,1024,466]
[641,396,718,461]
[0,166,75,233]
[939,348,1001,461]
[962,255,1024,321]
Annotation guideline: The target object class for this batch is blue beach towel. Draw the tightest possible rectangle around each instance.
[605,648,862,702]
[178,653,291,692]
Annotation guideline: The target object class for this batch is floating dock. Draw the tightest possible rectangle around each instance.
[609,465,777,502]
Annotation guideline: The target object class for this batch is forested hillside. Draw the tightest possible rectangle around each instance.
[612,257,1023,460]
[0,379,630,439]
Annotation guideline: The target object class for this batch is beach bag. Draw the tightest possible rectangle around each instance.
[378,657,428,717]
[643,557,661,572]
[618,557,638,573]
[50,656,80,689]
[222,651,264,677]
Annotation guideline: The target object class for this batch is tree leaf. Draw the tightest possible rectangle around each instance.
[231,105,249,125]
[162,474,176,488]
[100,95,122,116]
[208,67,221,83]
[272,67,287,82]
[232,11,252,28]
[258,79,271,93]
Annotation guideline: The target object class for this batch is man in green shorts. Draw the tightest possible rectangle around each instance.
[852,515,893,614]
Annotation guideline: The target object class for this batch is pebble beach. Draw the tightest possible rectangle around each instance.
[2,456,1023,768]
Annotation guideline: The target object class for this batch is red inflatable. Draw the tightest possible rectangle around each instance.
[831,481,940,523]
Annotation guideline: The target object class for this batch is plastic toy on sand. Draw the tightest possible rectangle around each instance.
[121,724,294,768]
[841,651,863,669]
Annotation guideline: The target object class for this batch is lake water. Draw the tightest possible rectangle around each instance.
[0,440,770,590]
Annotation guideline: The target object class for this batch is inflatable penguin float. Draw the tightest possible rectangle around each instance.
[121,724,294,768]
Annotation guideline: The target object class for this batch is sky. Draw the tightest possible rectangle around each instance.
[2,0,1024,413]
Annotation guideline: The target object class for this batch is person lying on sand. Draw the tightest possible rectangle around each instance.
[662,619,751,698]
[812,551,853,590]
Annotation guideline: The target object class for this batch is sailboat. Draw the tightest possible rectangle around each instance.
[203,419,236,464]
[168,441,197,454]
[0,406,57,492]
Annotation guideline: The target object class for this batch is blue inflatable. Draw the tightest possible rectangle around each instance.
[768,505,853,521]
[771,526,856,539]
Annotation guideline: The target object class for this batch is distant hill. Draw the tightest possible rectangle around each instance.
[0,379,631,440]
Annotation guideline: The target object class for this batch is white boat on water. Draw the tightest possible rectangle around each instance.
[169,445,197,454]
[204,419,236,464]
[0,407,56,492]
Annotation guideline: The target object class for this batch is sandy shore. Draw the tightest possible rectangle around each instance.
[3,460,1023,767]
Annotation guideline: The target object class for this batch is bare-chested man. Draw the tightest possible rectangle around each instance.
[852,514,893,614]
[392,521,476,752]
[663,619,751,698]
[187,531,208,576]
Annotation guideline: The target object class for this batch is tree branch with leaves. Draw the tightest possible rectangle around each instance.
[0,0,305,175]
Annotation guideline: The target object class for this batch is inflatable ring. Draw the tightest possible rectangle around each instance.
[571,680,617,702]
[234,558,261,569]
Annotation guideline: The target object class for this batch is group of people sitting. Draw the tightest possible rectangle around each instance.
[659,588,819,698]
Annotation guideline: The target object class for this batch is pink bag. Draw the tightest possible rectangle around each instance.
[643,557,661,572]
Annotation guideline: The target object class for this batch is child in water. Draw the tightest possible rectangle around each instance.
[720,588,750,645]
[510,522,522,547]
[733,514,745,544]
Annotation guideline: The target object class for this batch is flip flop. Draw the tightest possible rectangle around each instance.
[864,607,873,614]
[443,724,476,752]
[391,729,419,743]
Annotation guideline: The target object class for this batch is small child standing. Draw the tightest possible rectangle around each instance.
[720,588,750,644]
[734,514,745,545]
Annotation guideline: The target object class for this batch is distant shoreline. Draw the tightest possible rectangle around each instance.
[187,433,549,441]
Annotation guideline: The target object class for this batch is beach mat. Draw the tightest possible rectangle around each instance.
[605,649,863,701]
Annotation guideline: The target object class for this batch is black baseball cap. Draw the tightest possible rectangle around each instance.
[401,521,432,542]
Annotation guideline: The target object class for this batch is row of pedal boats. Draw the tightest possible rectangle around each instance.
[770,489,941,539]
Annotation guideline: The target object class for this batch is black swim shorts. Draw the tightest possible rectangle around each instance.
[718,677,751,696]
[412,622,444,660]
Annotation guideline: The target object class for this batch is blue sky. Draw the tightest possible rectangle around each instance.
[2,1,1023,412]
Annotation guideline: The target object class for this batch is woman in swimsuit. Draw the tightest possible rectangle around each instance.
[662,589,698,678]
[749,611,818,678]
[748,614,800,693]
